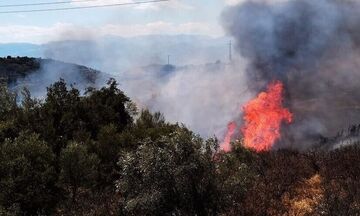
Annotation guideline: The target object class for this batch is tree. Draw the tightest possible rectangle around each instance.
[82,78,133,138]
[117,128,219,216]
[0,84,18,141]
[42,79,82,155]
[59,142,100,202]
[216,141,260,215]
[0,84,17,119]
[92,124,123,186]
[0,132,58,214]
[119,110,179,150]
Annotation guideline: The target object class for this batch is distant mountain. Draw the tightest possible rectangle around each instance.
[44,35,231,73]
[0,35,231,75]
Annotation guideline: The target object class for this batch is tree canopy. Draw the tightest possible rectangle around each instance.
[0,79,359,215]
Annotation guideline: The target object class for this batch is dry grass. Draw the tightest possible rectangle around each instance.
[281,174,324,216]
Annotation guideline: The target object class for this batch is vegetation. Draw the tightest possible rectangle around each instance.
[0,56,40,82]
[0,56,99,85]
[117,129,218,215]
[0,78,359,215]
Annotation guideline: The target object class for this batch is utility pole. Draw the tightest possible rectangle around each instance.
[167,55,170,65]
[229,40,232,63]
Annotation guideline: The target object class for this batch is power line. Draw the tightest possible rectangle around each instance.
[0,0,104,8]
[0,0,169,14]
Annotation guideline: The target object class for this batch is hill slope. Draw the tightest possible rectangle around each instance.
[0,56,105,97]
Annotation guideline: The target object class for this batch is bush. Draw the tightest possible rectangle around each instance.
[0,133,58,214]
[117,128,219,216]
[59,142,100,202]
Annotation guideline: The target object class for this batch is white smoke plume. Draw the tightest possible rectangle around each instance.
[40,34,252,138]
[121,61,251,137]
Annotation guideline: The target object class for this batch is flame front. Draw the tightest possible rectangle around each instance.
[241,81,293,152]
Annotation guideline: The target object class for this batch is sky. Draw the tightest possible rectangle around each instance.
[0,0,244,44]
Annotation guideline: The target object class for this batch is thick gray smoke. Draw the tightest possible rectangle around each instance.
[222,0,360,149]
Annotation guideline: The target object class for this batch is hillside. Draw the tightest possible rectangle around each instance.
[0,57,359,215]
[0,56,105,97]
[0,56,101,84]
[0,56,40,83]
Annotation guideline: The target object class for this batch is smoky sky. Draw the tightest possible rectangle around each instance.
[222,0,360,149]
[222,0,358,82]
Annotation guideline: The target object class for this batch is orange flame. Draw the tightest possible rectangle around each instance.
[241,81,293,152]
[220,122,237,152]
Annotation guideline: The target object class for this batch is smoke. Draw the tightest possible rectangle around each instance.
[13,59,106,99]
[38,27,252,138]
[121,61,251,138]
[16,0,360,148]
[43,35,230,73]
[222,0,360,149]
[5,32,250,139]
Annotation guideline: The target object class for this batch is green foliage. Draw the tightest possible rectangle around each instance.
[0,78,136,214]
[119,110,180,150]
[0,57,40,83]
[91,124,123,186]
[42,79,82,155]
[82,78,132,137]
[0,85,18,141]
[216,141,260,215]
[60,142,99,202]
[0,133,58,214]
[0,84,17,118]
[1,78,360,215]
[117,128,219,216]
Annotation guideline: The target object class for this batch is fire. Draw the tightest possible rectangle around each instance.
[220,122,237,152]
[241,81,293,152]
